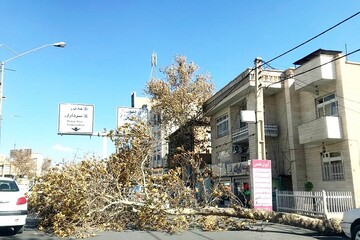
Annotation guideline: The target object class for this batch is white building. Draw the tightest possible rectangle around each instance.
[129,92,168,173]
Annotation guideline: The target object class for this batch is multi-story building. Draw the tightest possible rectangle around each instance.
[130,92,168,174]
[293,49,360,207]
[203,66,287,198]
[203,49,360,207]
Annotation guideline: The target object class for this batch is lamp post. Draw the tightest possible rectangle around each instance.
[0,42,66,153]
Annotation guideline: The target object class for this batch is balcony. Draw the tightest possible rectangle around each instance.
[294,52,338,91]
[232,124,278,142]
[232,126,248,142]
[298,116,342,144]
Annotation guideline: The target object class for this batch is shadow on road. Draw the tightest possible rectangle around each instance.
[0,227,16,237]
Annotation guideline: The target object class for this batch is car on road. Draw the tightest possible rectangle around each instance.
[0,177,28,234]
[341,208,360,240]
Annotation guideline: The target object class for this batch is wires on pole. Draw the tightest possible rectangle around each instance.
[204,11,360,114]
[261,11,360,67]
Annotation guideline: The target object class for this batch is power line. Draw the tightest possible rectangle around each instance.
[293,77,360,105]
[261,11,360,67]
[291,79,360,115]
[203,12,360,167]
[263,58,360,107]
[266,48,360,88]
[204,11,360,114]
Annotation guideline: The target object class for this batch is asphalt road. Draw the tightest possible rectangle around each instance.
[0,223,348,240]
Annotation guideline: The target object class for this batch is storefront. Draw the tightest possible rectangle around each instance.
[211,161,251,206]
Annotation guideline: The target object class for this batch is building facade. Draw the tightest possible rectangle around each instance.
[0,150,45,178]
[293,49,360,207]
[203,49,360,207]
[203,66,289,199]
[130,92,168,174]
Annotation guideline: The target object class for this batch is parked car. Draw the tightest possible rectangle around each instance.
[0,177,28,234]
[341,208,360,240]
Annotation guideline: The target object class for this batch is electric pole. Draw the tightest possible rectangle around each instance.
[254,57,266,160]
[250,57,272,211]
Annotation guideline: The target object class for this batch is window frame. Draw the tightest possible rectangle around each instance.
[216,114,229,138]
[316,93,338,118]
[321,151,345,181]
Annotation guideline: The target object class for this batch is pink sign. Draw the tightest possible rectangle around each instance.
[250,159,272,211]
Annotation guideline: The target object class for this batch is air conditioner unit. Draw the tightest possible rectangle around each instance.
[233,145,241,154]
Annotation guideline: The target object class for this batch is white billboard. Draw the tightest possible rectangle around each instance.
[117,107,148,128]
[250,159,273,211]
[58,103,94,135]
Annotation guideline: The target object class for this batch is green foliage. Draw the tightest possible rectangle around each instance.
[304,181,314,191]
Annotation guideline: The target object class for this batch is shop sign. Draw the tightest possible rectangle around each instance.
[250,159,272,211]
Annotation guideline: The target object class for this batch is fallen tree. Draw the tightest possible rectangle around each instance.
[28,121,342,238]
[29,158,342,238]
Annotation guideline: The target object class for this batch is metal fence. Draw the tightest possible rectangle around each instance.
[275,190,354,219]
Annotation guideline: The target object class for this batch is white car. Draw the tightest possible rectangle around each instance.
[0,177,28,234]
[341,208,360,240]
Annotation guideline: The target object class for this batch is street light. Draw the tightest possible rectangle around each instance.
[0,42,66,153]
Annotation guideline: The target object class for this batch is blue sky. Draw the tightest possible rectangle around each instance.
[0,1,359,164]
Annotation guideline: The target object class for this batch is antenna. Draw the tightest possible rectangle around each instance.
[151,51,157,67]
[150,51,157,80]
[345,44,348,61]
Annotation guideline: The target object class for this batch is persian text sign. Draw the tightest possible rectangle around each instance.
[117,107,148,128]
[58,103,94,135]
[250,159,272,211]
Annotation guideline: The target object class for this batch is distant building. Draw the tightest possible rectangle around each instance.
[0,155,14,177]
[124,92,169,174]
[131,91,150,109]
[31,153,44,176]
[1,149,46,178]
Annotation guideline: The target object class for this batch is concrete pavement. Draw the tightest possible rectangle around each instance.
[87,223,346,240]
[0,224,346,240]
[0,214,346,240]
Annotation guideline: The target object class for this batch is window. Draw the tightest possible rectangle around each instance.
[316,93,338,118]
[151,113,161,125]
[321,151,344,181]
[0,180,19,192]
[216,114,229,138]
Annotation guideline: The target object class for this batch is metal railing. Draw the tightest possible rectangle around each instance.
[232,124,278,142]
[275,190,354,219]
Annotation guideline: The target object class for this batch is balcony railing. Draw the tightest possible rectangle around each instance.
[232,124,278,142]
[232,126,248,142]
[265,124,279,137]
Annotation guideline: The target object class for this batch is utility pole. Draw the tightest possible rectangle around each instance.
[250,57,272,211]
[254,57,266,160]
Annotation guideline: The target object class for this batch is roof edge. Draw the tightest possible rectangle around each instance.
[293,49,342,65]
